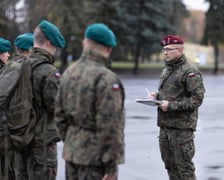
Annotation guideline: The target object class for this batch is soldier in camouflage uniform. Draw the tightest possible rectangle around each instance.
[1,34,33,180]
[55,23,125,180]
[148,35,205,180]
[0,37,11,180]
[12,33,34,61]
[0,38,11,69]
[14,20,65,180]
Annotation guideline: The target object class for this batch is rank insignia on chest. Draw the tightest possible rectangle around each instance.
[112,83,120,91]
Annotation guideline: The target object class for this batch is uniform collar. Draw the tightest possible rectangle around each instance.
[81,49,110,68]
[30,47,55,64]
[166,54,186,68]
[0,60,5,68]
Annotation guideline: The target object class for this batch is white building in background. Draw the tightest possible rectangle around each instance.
[151,43,214,66]
[184,42,214,65]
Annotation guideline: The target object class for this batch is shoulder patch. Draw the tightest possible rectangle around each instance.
[54,72,61,78]
[188,72,195,77]
[112,83,120,91]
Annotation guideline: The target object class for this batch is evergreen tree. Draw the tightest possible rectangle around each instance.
[50,0,121,72]
[111,0,175,74]
[203,0,224,74]
[49,0,89,72]
[0,0,20,42]
[85,0,119,25]
[24,0,54,29]
[0,0,11,37]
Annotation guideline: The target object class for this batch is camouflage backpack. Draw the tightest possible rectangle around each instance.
[0,58,47,152]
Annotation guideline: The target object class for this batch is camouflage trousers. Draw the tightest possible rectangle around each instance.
[66,161,115,180]
[0,150,15,180]
[159,128,196,180]
[14,143,57,180]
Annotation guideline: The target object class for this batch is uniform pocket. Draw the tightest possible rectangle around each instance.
[176,131,195,161]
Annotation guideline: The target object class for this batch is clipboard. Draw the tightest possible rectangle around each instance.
[135,98,163,106]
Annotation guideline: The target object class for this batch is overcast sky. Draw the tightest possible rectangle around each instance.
[183,0,209,11]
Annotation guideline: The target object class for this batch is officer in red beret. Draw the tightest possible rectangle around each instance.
[148,35,205,180]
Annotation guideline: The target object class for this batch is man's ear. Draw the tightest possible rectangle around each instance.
[107,47,112,54]
[46,39,52,46]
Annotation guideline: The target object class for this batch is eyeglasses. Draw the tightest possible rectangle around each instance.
[162,48,179,53]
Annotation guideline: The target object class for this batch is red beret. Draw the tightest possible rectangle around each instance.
[160,35,184,47]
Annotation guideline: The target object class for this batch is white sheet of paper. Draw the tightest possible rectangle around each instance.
[135,98,163,106]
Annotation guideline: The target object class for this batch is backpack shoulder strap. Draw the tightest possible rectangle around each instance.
[31,59,51,70]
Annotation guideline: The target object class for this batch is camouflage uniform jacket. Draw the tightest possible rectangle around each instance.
[29,47,61,147]
[157,54,205,131]
[11,54,26,61]
[55,50,125,172]
[0,60,5,69]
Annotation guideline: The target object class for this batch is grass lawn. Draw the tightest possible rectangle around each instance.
[111,62,163,69]
[111,61,222,70]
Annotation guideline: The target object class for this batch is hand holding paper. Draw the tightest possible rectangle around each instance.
[135,88,162,106]
[135,98,163,106]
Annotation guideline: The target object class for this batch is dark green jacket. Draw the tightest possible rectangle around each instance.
[157,55,205,131]
[0,60,5,69]
[55,50,125,173]
[11,54,26,62]
[29,47,61,146]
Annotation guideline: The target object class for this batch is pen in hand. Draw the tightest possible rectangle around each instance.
[145,88,157,100]
[145,88,150,94]
[145,88,152,99]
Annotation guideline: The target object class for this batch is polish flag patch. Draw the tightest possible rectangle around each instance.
[54,72,61,78]
[188,72,195,77]
[112,84,120,91]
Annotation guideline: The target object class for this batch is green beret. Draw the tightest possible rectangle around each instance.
[14,33,34,50]
[39,20,65,48]
[85,23,117,47]
[0,37,11,53]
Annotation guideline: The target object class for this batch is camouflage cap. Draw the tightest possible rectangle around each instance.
[39,20,65,48]
[160,35,184,47]
[0,37,11,53]
[85,23,117,47]
[14,33,34,50]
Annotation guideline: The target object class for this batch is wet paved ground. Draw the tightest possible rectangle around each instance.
[56,74,224,180]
